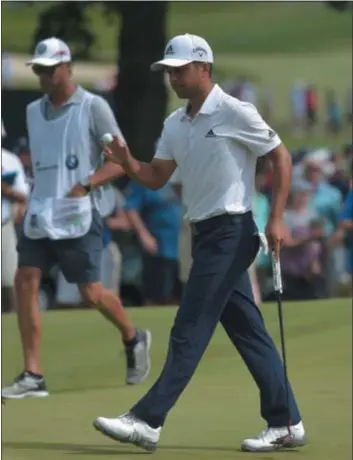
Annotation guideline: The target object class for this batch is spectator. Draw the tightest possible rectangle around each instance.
[124,181,182,306]
[303,153,344,295]
[261,86,274,123]
[1,121,30,312]
[281,180,325,300]
[305,84,319,132]
[241,79,257,106]
[343,142,353,161]
[329,151,350,198]
[325,88,342,134]
[290,80,307,134]
[328,177,353,295]
[303,154,342,236]
[339,180,353,281]
[249,160,270,306]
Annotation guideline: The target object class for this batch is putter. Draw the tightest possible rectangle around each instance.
[271,251,294,446]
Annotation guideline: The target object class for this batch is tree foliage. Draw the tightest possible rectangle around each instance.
[326,1,351,12]
[32,1,122,59]
[31,1,169,168]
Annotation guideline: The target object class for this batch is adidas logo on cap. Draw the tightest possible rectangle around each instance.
[165,45,175,55]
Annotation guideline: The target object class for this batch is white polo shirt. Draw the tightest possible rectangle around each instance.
[1,149,29,224]
[154,84,281,222]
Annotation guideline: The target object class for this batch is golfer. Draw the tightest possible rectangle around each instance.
[94,34,306,452]
[2,37,151,400]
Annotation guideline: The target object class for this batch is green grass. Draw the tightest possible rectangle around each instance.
[2,2,352,57]
[2,299,352,460]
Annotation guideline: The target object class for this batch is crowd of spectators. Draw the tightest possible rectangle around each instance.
[2,118,352,311]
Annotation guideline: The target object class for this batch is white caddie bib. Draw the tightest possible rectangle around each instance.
[24,196,92,240]
[26,91,96,240]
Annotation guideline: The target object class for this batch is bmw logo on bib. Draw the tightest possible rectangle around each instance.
[65,154,79,170]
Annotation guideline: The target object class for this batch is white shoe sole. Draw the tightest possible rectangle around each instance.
[127,330,152,386]
[241,437,307,452]
[2,390,49,400]
[93,418,157,453]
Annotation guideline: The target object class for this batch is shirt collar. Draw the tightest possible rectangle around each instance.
[43,86,85,107]
[180,84,223,121]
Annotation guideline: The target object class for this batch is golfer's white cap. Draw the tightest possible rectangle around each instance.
[26,37,71,67]
[151,33,214,71]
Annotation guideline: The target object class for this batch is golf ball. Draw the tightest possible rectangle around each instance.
[101,133,113,144]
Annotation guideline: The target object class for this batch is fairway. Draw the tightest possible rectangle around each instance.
[1,299,351,460]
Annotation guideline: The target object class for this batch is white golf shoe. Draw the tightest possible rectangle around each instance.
[241,421,306,452]
[93,413,161,452]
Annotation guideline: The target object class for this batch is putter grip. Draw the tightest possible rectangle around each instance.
[271,252,283,293]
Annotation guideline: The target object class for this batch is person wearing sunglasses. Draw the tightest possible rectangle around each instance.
[1,37,152,401]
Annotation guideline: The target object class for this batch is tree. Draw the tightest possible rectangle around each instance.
[33,2,96,59]
[113,2,168,164]
[325,1,350,12]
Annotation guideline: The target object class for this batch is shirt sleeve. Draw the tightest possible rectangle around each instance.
[90,95,125,147]
[231,102,282,157]
[124,183,143,211]
[153,124,174,161]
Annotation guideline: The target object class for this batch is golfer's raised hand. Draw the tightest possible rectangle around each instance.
[102,135,129,165]
[265,216,288,260]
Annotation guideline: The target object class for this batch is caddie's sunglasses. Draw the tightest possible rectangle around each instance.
[32,64,60,76]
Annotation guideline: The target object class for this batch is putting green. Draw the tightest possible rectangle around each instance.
[2,299,351,459]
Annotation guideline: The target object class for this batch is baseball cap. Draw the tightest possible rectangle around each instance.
[151,34,213,71]
[26,37,71,67]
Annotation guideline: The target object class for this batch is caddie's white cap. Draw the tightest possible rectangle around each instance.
[26,37,72,67]
[151,33,213,71]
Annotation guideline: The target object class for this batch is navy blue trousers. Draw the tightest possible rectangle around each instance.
[131,212,301,428]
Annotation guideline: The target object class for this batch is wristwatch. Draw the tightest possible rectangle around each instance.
[80,177,92,194]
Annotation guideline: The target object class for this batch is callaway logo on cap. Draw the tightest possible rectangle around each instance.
[26,37,72,67]
[150,34,214,71]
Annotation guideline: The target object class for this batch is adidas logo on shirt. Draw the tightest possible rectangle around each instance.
[205,129,216,138]
[268,129,276,139]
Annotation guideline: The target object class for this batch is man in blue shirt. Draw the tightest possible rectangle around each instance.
[303,159,342,236]
[124,181,182,305]
[339,181,353,275]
